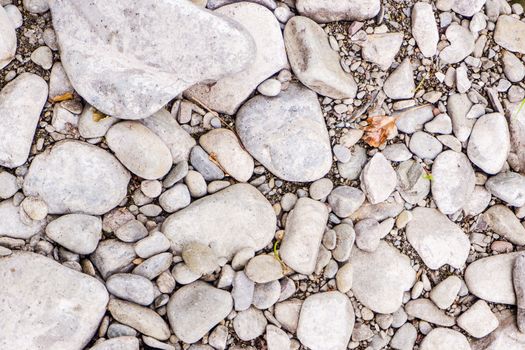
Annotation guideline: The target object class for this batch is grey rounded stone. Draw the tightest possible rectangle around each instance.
[409,131,443,160]
[46,214,102,255]
[233,307,267,341]
[106,273,155,306]
[328,186,365,218]
[244,254,283,283]
[182,242,219,275]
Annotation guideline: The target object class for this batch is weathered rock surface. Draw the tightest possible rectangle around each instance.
[485,205,525,246]
[162,184,275,259]
[45,214,102,254]
[495,15,525,54]
[361,33,404,70]
[295,0,381,22]
[0,199,46,239]
[485,172,525,207]
[411,2,439,57]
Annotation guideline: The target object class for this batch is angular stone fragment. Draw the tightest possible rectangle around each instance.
[360,153,397,204]
[295,0,381,23]
[383,59,415,100]
[186,2,287,115]
[0,73,48,168]
[0,252,108,350]
[162,184,275,259]
[361,33,404,70]
[411,2,439,57]
[284,16,357,99]
[395,105,435,134]
[495,15,525,54]
[23,140,130,215]
[49,0,254,119]
[280,198,329,275]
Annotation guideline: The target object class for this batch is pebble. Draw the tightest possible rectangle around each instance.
[440,23,475,64]
[420,328,470,350]
[182,242,219,275]
[430,276,462,309]
[91,239,137,279]
[409,131,443,160]
[457,300,499,338]
[0,5,15,69]
[354,219,381,252]
[106,273,155,306]
[30,46,53,69]
[234,307,267,341]
[295,0,380,22]
[382,143,412,162]
[132,252,173,280]
[89,337,139,350]
[46,214,102,255]
[134,231,171,259]
[390,323,417,350]
[266,325,291,350]
[405,299,455,326]
[3,5,22,29]
[361,33,404,70]
[309,178,334,200]
[159,184,191,213]
[411,2,439,57]
[383,59,415,99]
[494,15,525,54]
[253,280,281,309]
[257,78,281,97]
[327,186,365,218]
[20,196,48,221]
[502,50,525,82]
[115,220,148,243]
[424,113,452,134]
[484,205,525,245]
[232,271,255,311]
[360,153,397,204]
[485,172,525,207]
[0,171,18,199]
[395,105,435,134]
[245,254,283,283]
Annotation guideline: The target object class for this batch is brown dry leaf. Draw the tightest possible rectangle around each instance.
[50,92,74,103]
[362,115,399,148]
[92,109,109,122]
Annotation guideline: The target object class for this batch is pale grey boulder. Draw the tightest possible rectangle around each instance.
[0,199,46,239]
[167,281,233,344]
[49,0,255,119]
[23,140,130,215]
[0,252,108,350]
[0,73,48,168]
[485,172,525,207]
[411,2,439,57]
[236,83,332,182]
[0,5,16,69]
[295,0,380,23]
[284,16,357,99]
[186,2,287,115]
[297,292,355,350]
[495,15,525,54]
[280,198,329,275]
[106,121,173,180]
[162,184,275,259]
[45,214,102,255]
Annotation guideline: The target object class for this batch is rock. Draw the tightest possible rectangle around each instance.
[350,241,416,313]
[0,252,108,349]
[0,199,45,239]
[338,145,367,180]
[233,307,267,341]
[405,299,455,326]
[383,59,415,100]
[295,0,380,22]
[495,15,525,54]
[297,292,355,350]
[115,220,148,243]
[257,78,281,97]
[275,299,302,333]
[335,263,353,293]
[514,254,525,332]
[190,146,224,181]
[411,2,439,57]
[431,150,475,215]
[108,299,170,340]
[284,16,357,99]
[457,300,499,338]
[360,153,397,204]
[327,186,365,218]
[448,93,474,142]
[485,172,525,207]
[465,252,520,305]
[332,223,356,263]
[463,186,491,216]
[390,323,417,350]
[30,46,53,70]
[0,73,48,168]
[425,113,452,134]
[172,263,200,285]
[0,6,15,69]
[89,337,139,350]
[456,64,471,93]
[162,184,275,259]
[236,83,331,182]
[309,178,334,200]
[0,171,18,199]
[4,5,23,29]
[471,313,525,350]
[186,2,286,115]
[23,140,130,215]
[280,198,329,275]
[395,105,435,134]
[182,242,219,275]
[132,252,172,280]
[420,328,470,350]
[361,33,404,70]
[406,207,470,269]
[409,131,443,160]
[266,325,290,350]
[46,214,102,255]
[77,104,118,139]
[134,231,171,259]
[106,273,155,306]
[185,170,207,198]
[23,0,49,13]
[485,205,525,245]
[253,280,281,309]
[440,23,475,64]
[49,0,254,119]
[467,113,510,174]
[159,184,191,213]
[48,62,74,100]
[503,50,525,82]
[199,129,254,182]
[245,255,283,283]
[354,219,381,252]
[430,276,462,309]
[106,121,172,180]
[167,281,233,344]
[232,271,254,311]
[91,239,136,279]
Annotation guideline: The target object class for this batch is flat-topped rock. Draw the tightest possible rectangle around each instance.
[0,252,108,350]
[185,2,287,115]
[295,0,380,23]
[0,73,48,168]
[23,140,130,215]
[49,0,254,119]
[236,83,331,182]
[162,184,275,259]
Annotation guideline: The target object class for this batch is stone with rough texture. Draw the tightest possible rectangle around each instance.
[163,184,275,259]
[411,2,439,57]
[360,153,397,204]
[0,252,108,350]
[280,198,329,275]
[467,113,510,174]
[23,140,130,215]
[0,6,16,69]
[472,313,525,350]
[495,15,525,54]
[167,281,233,344]
[0,73,48,168]
[420,328,470,350]
[440,23,475,65]
[451,0,486,16]
[431,151,475,215]
[406,207,470,269]
[465,252,520,305]
[0,199,45,239]
[236,83,331,182]
[361,33,404,70]
[295,0,380,23]
[46,214,102,255]
[106,121,172,180]
[350,241,416,313]
[485,172,525,207]
[186,2,286,115]
[284,16,357,99]
[383,59,415,100]
[91,239,136,279]
[199,129,254,182]
[328,186,365,218]
[49,0,254,119]
[448,93,474,142]
[266,325,290,350]
[297,292,355,350]
[485,205,525,245]
[457,300,499,338]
